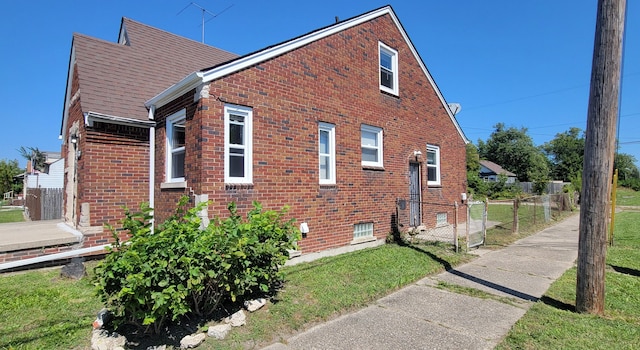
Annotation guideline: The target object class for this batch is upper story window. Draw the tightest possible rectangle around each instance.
[166,109,186,182]
[379,42,399,95]
[427,145,441,186]
[225,104,253,184]
[319,122,336,184]
[361,124,383,168]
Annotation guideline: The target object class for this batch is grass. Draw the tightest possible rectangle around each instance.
[497,209,640,350]
[0,242,473,349]
[615,186,640,206]
[0,209,24,223]
[483,201,575,248]
[0,268,102,350]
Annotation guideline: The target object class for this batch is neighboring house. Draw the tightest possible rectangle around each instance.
[21,152,64,189]
[59,6,468,256]
[479,160,517,183]
[14,151,65,220]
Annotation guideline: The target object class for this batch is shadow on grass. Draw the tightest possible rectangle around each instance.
[539,295,575,312]
[609,265,640,277]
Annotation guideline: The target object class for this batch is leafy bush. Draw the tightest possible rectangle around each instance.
[619,178,640,192]
[93,197,300,333]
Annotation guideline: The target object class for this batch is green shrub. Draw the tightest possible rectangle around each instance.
[93,197,300,333]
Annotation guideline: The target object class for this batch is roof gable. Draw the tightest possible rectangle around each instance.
[60,17,238,139]
[145,5,467,143]
[479,160,517,177]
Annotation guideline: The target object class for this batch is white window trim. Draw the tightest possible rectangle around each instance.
[319,122,336,185]
[361,124,384,168]
[427,144,441,186]
[166,109,186,183]
[224,104,253,184]
[379,42,399,96]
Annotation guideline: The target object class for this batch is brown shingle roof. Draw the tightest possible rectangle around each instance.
[73,17,238,121]
[479,160,517,177]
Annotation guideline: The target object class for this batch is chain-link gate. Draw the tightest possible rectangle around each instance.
[467,200,487,249]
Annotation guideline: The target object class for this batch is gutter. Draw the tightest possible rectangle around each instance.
[148,106,156,233]
[84,112,156,128]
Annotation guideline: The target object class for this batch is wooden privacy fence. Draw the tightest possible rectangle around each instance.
[25,188,63,220]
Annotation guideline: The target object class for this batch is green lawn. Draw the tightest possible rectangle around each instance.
[483,201,574,248]
[0,209,25,223]
[497,210,640,349]
[615,186,640,206]
[0,243,473,349]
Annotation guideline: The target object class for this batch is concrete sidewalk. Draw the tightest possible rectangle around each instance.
[263,214,580,350]
[0,220,82,253]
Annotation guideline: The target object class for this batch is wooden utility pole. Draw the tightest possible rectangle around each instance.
[577,0,626,315]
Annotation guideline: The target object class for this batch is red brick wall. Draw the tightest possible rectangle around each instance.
[63,63,150,246]
[153,14,467,253]
[80,122,149,228]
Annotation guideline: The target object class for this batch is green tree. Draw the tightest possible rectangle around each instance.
[614,152,640,182]
[478,123,550,185]
[542,127,585,182]
[0,159,22,195]
[18,146,46,172]
[466,143,487,196]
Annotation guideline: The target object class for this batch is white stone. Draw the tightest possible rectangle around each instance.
[91,329,126,350]
[180,333,206,349]
[207,324,232,339]
[244,298,267,312]
[224,310,246,327]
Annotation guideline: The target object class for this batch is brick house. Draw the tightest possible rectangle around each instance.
[60,5,468,256]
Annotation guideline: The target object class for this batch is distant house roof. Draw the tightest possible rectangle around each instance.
[479,160,517,177]
[61,17,238,137]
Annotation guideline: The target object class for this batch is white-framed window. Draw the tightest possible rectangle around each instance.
[436,213,448,227]
[224,104,253,184]
[319,122,336,184]
[353,222,374,239]
[166,109,186,182]
[379,42,399,95]
[361,124,383,168]
[427,145,441,186]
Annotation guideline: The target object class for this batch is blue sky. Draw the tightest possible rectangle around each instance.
[1,1,638,170]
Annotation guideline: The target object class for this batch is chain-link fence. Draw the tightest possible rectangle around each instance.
[394,199,459,245]
[486,192,577,235]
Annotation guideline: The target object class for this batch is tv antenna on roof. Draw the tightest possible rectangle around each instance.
[177,2,234,43]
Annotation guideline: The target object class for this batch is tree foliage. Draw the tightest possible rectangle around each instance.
[94,197,300,333]
[478,123,550,184]
[18,146,46,172]
[542,127,585,182]
[0,159,22,195]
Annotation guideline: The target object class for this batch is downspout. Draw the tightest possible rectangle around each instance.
[148,105,156,233]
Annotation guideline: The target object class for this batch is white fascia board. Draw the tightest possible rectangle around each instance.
[145,71,205,108]
[85,112,156,128]
[60,44,76,144]
[146,7,395,109]
[383,10,469,144]
[199,7,394,84]
[145,5,468,144]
